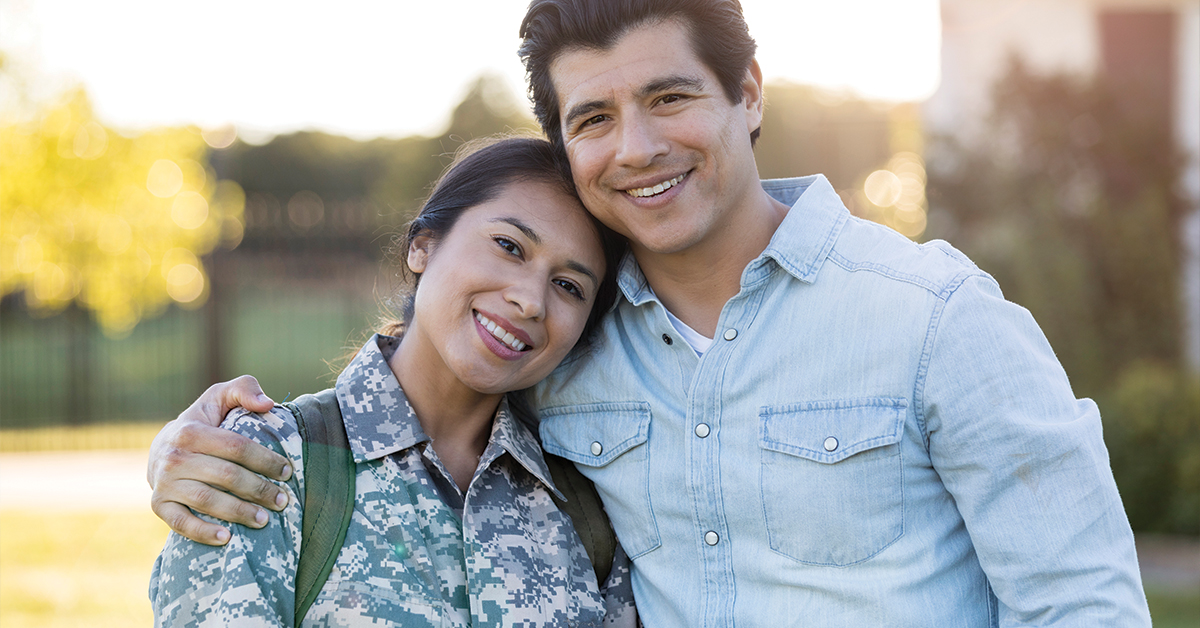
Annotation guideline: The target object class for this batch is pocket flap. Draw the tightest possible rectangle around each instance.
[759,398,907,463]
[540,402,651,467]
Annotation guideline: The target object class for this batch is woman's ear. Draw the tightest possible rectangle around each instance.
[407,235,432,274]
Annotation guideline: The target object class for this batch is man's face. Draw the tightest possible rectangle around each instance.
[549,19,764,258]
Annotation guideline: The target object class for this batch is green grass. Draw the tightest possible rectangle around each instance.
[0,423,167,453]
[0,510,171,628]
[1146,590,1200,628]
[0,508,1195,627]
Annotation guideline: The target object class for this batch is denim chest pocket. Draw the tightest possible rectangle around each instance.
[540,402,660,559]
[759,398,907,566]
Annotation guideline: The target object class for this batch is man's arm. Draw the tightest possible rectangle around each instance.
[922,274,1150,625]
[147,375,293,546]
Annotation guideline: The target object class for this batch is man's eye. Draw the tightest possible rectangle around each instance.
[495,237,522,256]
[660,94,682,104]
[581,114,606,128]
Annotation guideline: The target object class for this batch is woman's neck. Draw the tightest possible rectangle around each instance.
[388,334,501,492]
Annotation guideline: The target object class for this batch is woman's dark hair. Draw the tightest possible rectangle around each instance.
[518,0,759,156]
[379,136,624,352]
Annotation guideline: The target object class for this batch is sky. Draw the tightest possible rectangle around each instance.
[1,0,942,140]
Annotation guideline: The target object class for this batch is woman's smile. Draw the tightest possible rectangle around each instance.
[474,309,532,358]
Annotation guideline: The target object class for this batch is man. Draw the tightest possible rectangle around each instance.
[147,0,1151,624]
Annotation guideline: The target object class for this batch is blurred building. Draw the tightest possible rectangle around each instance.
[924,0,1200,369]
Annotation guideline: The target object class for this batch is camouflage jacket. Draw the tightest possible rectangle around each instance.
[150,334,636,627]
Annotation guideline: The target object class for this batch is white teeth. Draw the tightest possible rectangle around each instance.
[626,173,686,198]
[475,312,528,352]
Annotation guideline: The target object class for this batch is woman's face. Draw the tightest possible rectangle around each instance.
[404,179,607,395]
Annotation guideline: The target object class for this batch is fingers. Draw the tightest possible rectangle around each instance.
[152,499,232,546]
[191,375,275,428]
[150,423,290,510]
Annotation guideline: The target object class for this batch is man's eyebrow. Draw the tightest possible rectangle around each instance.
[491,217,541,245]
[563,99,611,129]
[638,75,706,99]
[562,75,707,129]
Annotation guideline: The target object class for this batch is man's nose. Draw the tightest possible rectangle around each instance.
[615,113,669,169]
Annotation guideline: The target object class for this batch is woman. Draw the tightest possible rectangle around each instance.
[149,138,634,627]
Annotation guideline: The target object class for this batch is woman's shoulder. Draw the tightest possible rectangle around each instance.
[222,405,306,477]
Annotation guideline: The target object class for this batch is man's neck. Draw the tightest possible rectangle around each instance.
[634,188,791,337]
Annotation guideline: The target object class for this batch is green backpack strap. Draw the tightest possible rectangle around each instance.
[282,388,355,628]
[544,453,615,586]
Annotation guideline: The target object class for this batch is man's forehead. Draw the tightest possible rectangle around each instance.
[549,20,704,112]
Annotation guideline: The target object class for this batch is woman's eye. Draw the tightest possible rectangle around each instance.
[554,278,585,301]
[495,236,522,257]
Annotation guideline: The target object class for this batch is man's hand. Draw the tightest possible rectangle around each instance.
[147,375,293,546]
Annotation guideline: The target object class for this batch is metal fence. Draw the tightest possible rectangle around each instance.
[0,281,380,430]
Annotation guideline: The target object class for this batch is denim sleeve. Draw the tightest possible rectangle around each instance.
[148,407,303,628]
[920,274,1151,626]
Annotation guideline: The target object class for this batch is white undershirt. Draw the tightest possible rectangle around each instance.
[656,293,714,356]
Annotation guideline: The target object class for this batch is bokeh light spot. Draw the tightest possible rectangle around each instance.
[16,236,44,273]
[201,125,238,149]
[165,263,204,303]
[147,160,184,198]
[864,169,902,207]
[171,192,209,229]
[73,122,109,160]
[179,159,207,192]
[97,216,133,254]
[32,262,68,301]
[287,191,325,229]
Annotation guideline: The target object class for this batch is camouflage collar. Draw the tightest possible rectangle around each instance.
[335,334,558,496]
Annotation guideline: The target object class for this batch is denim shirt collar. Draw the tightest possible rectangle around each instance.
[335,334,558,495]
[616,174,848,304]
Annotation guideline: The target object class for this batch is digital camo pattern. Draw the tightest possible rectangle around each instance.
[150,334,636,628]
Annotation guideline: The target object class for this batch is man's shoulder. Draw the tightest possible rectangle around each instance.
[825,215,987,298]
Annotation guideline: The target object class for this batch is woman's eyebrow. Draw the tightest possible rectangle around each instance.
[490,216,599,287]
[491,217,540,244]
[565,260,598,287]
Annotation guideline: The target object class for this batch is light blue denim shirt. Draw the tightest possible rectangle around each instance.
[533,175,1150,627]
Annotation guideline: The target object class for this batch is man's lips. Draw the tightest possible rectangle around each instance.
[623,171,689,198]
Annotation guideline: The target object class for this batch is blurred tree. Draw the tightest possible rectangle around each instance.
[1,89,245,338]
[926,59,1186,397]
[756,82,894,190]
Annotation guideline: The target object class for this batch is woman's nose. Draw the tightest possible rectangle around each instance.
[505,279,546,321]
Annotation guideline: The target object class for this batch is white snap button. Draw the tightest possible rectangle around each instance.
[823,437,839,452]
[590,441,603,456]
[704,531,720,546]
[694,423,711,438]
[723,328,738,341]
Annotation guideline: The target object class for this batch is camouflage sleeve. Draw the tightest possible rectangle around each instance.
[600,542,638,627]
[149,407,306,628]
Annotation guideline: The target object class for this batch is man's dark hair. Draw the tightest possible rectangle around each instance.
[518,0,759,154]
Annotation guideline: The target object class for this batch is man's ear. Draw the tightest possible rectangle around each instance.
[742,58,766,133]
[407,235,432,274]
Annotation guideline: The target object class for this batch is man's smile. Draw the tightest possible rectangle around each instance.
[623,171,689,198]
